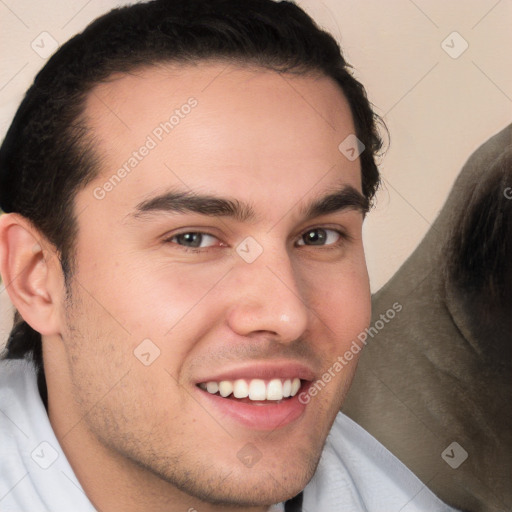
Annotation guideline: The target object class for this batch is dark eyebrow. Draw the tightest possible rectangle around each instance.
[132,190,256,222]
[301,185,369,219]
[129,184,368,224]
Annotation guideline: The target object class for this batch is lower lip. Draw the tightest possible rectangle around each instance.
[195,384,309,431]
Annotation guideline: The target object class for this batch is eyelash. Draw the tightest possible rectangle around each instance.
[163,227,349,252]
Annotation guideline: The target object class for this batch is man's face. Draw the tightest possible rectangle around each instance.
[52,63,371,507]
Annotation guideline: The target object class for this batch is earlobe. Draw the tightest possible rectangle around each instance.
[0,213,63,336]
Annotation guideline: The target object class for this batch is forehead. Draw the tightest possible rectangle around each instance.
[81,62,361,216]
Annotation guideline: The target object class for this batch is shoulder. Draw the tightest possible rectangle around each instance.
[0,358,96,511]
[0,358,37,410]
[0,359,42,510]
[0,358,39,456]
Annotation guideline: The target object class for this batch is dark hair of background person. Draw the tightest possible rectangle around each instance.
[0,0,385,404]
[444,147,512,367]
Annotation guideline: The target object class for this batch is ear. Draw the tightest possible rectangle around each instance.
[0,213,64,336]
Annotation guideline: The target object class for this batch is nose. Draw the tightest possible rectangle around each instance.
[226,249,310,344]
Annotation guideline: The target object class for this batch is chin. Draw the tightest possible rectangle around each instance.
[145,436,321,507]
[174,464,313,507]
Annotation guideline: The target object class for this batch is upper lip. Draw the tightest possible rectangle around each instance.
[194,361,316,384]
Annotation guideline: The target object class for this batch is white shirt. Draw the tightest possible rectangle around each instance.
[0,359,457,511]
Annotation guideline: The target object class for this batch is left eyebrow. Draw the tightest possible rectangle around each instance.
[300,185,369,219]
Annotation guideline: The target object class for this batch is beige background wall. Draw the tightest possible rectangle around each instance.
[1,0,511,346]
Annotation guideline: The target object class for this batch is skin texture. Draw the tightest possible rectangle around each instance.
[0,64,371,511]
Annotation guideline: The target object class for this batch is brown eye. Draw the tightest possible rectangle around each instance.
[297,228,341,246]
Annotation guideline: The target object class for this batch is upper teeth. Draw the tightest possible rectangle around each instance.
[199,378,301,401]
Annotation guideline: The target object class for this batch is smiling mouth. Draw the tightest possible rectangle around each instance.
[197,378,303,404]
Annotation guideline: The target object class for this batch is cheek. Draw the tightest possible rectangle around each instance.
[61,286,186,432]
[74,249,230,342]
[306,258,371,344]
[302,263,370,411]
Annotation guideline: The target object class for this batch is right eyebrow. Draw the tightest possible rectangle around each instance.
[129,189,256,223]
